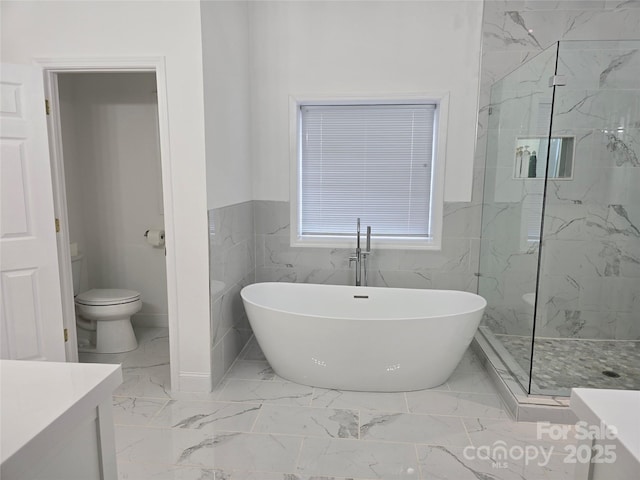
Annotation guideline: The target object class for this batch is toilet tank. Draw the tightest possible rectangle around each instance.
[70,254,84,296]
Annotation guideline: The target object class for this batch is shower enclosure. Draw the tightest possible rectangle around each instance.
[478,40,640,398]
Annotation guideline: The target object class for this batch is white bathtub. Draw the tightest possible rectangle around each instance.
[240,282,487,392]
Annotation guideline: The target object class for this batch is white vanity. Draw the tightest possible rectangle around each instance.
[570,388,640,480]
[1,360,122,480]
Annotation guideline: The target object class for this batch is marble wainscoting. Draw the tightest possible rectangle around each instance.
[254,196,483,293]
[208,187,486,388]
[208,201,256,386]
[113,336,578,479]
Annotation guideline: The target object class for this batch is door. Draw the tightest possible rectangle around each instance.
[0,63,66,361]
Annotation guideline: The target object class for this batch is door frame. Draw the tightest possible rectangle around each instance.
[37,57,178,384]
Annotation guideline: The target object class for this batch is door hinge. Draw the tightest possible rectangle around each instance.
[45,99,51,115]
[548,75,567,87]
[55,218,60,233]
[64,328,68,342]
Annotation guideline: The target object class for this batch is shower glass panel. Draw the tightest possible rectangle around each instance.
[531,40,640,396]
[479,39,640,398]
[478,44,557,394]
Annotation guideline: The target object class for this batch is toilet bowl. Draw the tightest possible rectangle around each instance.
[75,289,141,353]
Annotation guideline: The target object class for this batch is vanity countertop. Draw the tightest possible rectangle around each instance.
[570,388,640,479]
[0,360,122,469]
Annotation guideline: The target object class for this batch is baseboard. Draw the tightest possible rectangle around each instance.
[132,313,168,328]
[177,371,212,392]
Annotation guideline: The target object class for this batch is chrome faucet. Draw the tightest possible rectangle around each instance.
[363,225,371,286]
[349,218,372,286]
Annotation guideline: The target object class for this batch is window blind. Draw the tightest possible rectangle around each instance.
[299,104,436,238]
[524,193,543,244]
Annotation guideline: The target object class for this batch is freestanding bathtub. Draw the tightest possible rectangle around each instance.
[240,282,487,392]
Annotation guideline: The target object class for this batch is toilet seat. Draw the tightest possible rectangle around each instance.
[75,289,141,353]
[75,289,141,306]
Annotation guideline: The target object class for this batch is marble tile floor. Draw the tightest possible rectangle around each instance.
[495,334,640,395]
[82,328,578,479]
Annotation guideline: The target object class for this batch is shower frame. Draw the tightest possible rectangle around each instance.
[475,39,640,408]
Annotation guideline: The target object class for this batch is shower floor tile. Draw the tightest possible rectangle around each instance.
[495,334,640,394]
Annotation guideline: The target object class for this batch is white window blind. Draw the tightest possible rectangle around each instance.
[525,193,543,243]
[299,104,436,238]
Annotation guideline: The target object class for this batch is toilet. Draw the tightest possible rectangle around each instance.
[72,255,141,353]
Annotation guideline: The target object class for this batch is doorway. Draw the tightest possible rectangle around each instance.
[41,60,178,390]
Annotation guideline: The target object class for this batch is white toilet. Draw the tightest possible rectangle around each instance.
[72,255,141,354]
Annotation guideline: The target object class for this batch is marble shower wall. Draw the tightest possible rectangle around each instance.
[208,201,255,386]
[254,199,482,292]
[478,45,557,337]
[537,42,640,340]
[477,0,640,339]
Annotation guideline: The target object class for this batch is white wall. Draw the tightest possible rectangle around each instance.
[1,1,211,391]
[58,78,85,260]
[58,73,168,327]
[249,0,483,203]
[201,0,252,209]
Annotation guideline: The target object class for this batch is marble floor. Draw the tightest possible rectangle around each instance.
[81,327,578,479]
[495,334,640,395]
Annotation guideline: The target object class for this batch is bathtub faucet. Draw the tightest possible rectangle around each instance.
[349,218,371,286]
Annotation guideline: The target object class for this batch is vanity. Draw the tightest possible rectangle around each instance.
[570,388,640,480]
[1,360,122,480]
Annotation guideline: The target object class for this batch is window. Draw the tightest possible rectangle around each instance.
[521,192,544,252]
[290,95,447,250]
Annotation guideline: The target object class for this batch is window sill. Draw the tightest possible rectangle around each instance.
[290,234,442,251]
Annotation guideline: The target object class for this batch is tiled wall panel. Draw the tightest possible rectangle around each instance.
[208,201,255,386]
[477,0,640,340]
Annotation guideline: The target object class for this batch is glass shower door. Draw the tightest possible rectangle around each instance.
[478,43,558,394]
[531,40,640,395]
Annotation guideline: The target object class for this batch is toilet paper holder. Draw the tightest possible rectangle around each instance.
[144,229,165,247]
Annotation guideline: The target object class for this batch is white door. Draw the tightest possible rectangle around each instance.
[0,63,66,361]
